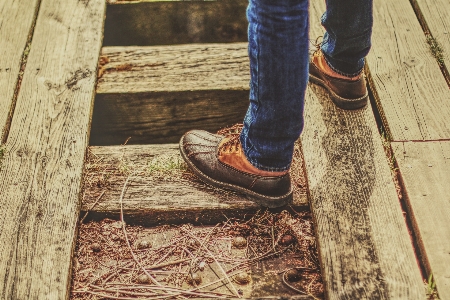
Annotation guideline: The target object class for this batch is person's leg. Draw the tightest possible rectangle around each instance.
[179,0,310,207]
[309,0,373,110]
[241,0,310,172]
[321,0,373,77]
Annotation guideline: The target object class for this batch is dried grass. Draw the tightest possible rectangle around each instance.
[71,210,323,299]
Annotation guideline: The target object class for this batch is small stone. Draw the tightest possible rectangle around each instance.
[234,272,250,285]
[136,274,151,284]
[232,236,247,249]
[135,239,152,250]
[280,234,294,246]
[187,273,202,286]
[285,269,301,282]
[198,261,206,271]
[91,243,101,252]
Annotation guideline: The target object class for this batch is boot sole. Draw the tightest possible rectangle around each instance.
[309,74,368,110]
[179,138,293,208]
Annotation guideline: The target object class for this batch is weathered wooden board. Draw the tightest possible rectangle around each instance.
[81,142,308,225]
[413,0,450,69]
[0,0,41,142]
[311,0,450,141]
[103,0,247,46]
[300,83,425,298]
[393,141,450,298]
[0,0,105,298]
[367,0,450,140]
[92,43,250,145]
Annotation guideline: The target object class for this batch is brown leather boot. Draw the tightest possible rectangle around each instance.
[179,130,292,208]
[309,50,368,110]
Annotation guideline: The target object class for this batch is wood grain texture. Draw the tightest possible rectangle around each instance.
[300,83,425,299]
[103,0,247,46]
[366,0,450,140]
[97,43,249,93]
[311,0,450,141]
[0,0,40,141]
[393,141,450,298]
[82,143,308,226]
[92,44,250,145]
[0,0,105,298]
[414,0,450,69]
[308,4,425,297]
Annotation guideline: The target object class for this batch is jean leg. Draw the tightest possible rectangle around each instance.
[240,0,309,172]
[321,0,373,76]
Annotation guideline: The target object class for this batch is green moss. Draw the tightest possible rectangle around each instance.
[0,145,5,170]
[426,34,445,67]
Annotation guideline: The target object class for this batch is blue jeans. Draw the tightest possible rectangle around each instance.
[240,0,373,171]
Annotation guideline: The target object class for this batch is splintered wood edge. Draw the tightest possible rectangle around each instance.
[81,143,308,226]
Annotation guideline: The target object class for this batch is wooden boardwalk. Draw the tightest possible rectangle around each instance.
[1,0,449,298]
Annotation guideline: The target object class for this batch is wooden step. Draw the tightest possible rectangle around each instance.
[81,142,308,226]
[92,43,250,145]
[0,0,106,298]
[393,141,450,299]
[103,0,247,46]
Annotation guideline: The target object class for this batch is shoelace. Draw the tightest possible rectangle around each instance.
[216,123,243,136]
[312,35,323,51]
[218,134,241,155]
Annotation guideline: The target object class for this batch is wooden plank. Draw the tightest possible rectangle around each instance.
[308,6,424,298]
[413,0,450,70]
[81,143,308,225]
[103,0,247,46]
[97,44,249,94]
[0,0,40,141]
[366,0,450,140]
[393,141,450,298]
[300,83,425,298]
[0,0,105,298]
[92,43,249,145]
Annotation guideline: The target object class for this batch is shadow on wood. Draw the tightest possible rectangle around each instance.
[103,0,248,46]
[90,90,248,145]
[91,43,250,145]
